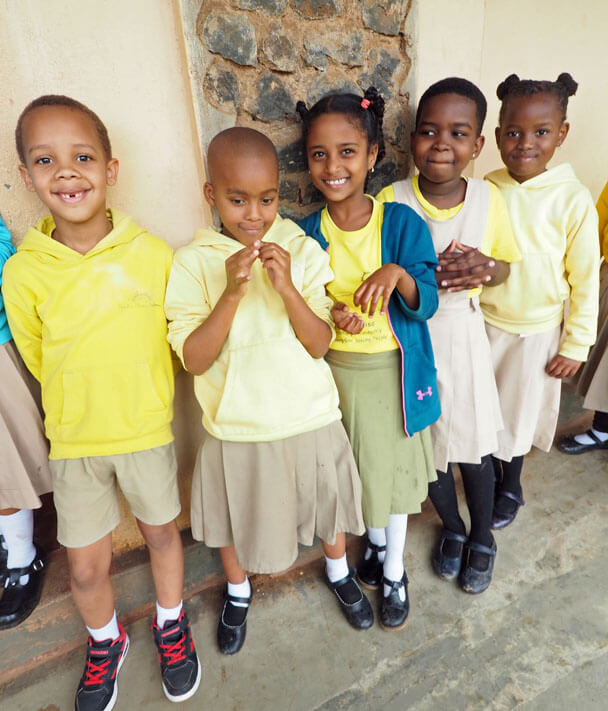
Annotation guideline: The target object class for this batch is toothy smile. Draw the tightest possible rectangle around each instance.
[56,190,88,203]
[324,178,348,186]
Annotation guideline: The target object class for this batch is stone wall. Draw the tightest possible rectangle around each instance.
[187,0,413,217]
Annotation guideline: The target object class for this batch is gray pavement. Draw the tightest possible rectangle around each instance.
[3,396,608,710]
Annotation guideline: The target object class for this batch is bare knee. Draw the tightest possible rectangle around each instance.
[69,555,110,593]
[139,520,179,552]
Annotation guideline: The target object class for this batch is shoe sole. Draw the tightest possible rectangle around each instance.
[379,616,409,632]
[162,654,202,703]
[357,576,380,591]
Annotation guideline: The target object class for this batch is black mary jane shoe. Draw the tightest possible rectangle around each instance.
[325,568,373,630]
[217,588,252,655]
[0,546,46,630]
[379,573,409,631]
[491,490,525,530]
[432,529,467,581]
[0,535,7,586]
[459,540,497,595]
[357,540,386,590]
[557,430,608,455]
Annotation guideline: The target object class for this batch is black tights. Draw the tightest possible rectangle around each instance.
[492,455,524,515]
[428,456,495,549]
[592,410,608,433]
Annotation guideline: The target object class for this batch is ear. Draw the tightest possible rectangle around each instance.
[203,182,216,207]
[556,121,570,146]
[367,142,379,172]
[19,164,36,193]
[494,126,501,149]
[106,158,119,186]
[472,134,485,159]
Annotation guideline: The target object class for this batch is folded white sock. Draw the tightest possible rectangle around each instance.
[156,600,183,628]
[87,610,120,642]
[227,577,251,608]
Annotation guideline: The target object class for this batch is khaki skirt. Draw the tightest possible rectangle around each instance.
[326,349,436,528]
[0,340,51,509]
[190,419,364,574]
[485,323,561,461]
[428,295,503,472]
[577,261,608,412]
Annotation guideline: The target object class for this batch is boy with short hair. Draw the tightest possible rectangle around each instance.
[3,95,200,710]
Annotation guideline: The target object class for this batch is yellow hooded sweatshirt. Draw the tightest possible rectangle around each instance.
[481,164,599,362]
[2,210,174,459]
[164,215,341,442]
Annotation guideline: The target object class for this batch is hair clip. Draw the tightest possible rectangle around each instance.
[361,98,371,109]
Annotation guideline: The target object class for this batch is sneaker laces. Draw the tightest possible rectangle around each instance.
[159,628,187,666]
[84,650,113,686]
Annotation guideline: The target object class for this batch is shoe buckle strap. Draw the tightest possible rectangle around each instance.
[32,558,44,572]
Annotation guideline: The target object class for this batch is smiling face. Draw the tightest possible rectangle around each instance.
[305,112,378,206]
[411,93,484,191]
[19,105,118,229]
[204,153,279,246]
[496,92,569,183]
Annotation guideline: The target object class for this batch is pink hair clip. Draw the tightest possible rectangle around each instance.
[361,98,371,109]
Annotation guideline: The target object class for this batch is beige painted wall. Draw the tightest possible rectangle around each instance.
[413,0,608,199]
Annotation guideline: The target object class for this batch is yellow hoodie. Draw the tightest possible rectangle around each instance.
[164,215,341,442]
[597,181,608,262]
[2,210,174,459]
[481,164,599,362]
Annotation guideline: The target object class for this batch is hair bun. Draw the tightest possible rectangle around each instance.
[295,100,309,121]
[556,72,578,96]
[496,73,520,100]
[363,86,385,120]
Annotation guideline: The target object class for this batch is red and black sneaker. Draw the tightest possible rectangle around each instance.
[75,624,129,711]
[152,610,201,702]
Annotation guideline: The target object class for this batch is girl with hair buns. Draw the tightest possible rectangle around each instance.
[481,73,600,529]
[297,87,440,631]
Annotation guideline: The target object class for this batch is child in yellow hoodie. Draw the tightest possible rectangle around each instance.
[164,127,369,655]
[482,74,600,530]
[2,95,200,710]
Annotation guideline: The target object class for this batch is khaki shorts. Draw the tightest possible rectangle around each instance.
[50,443,181,548]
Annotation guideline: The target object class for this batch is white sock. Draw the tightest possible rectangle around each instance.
[365,526,386,562]
[227,577,251,608]
[383,514,408,601]
[0,509,36,585]
[325,553,349,583]
[156,600,183,628]
[574,428,608,445]
[87,610,120,642]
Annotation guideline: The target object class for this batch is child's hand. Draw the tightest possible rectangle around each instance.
[436,240,496,291]
[259,242,294,296]
[224,241,261,298]
[545,354,582,379]
[332,302,364,334]
[354,264,406,316]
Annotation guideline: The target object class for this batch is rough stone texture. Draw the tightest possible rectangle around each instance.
[202,9,258,67]
[262,30,297,73]
[194,0,413,215]
[236,0,288,13]
[293,0,341,20]
[362,0,407,36]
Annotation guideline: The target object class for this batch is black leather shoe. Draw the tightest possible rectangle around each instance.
[379,573,409,631]
[0,546,46,629]
[557,430,608,455]
[357,540,386,590]
[432,529,467,580]
[325,569,373,630]
[217,587,252,655]
[459,540,496,594]
[0,535,7,586]
[491,490,525,530]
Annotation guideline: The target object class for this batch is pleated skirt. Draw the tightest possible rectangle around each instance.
[326,349,436,528]
[428,295,503,473]
[485,323,561,461]
[0,341,52,509]
[190,419,364,574]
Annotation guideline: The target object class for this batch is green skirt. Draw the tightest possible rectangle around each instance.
[326,349,436,528]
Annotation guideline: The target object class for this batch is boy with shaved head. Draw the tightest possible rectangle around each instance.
[164,127,370,655]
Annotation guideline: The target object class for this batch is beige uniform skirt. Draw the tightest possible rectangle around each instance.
[485,323,561,461]
[190,419,364,574]
[577,261,608,412]
[0,340,51,509]
[428,295,503,473]
[326,349,436,529]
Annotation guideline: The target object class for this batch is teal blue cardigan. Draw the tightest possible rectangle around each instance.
[298,202,441,435]
[0,213,16,346]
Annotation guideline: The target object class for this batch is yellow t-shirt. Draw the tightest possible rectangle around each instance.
[322,199,399,353]
[377,177,521,296]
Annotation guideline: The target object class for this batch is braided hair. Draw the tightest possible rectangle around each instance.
[496,73,578,123]
[296,86,386,168]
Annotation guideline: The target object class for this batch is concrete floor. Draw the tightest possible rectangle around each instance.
[2,388,608,710]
